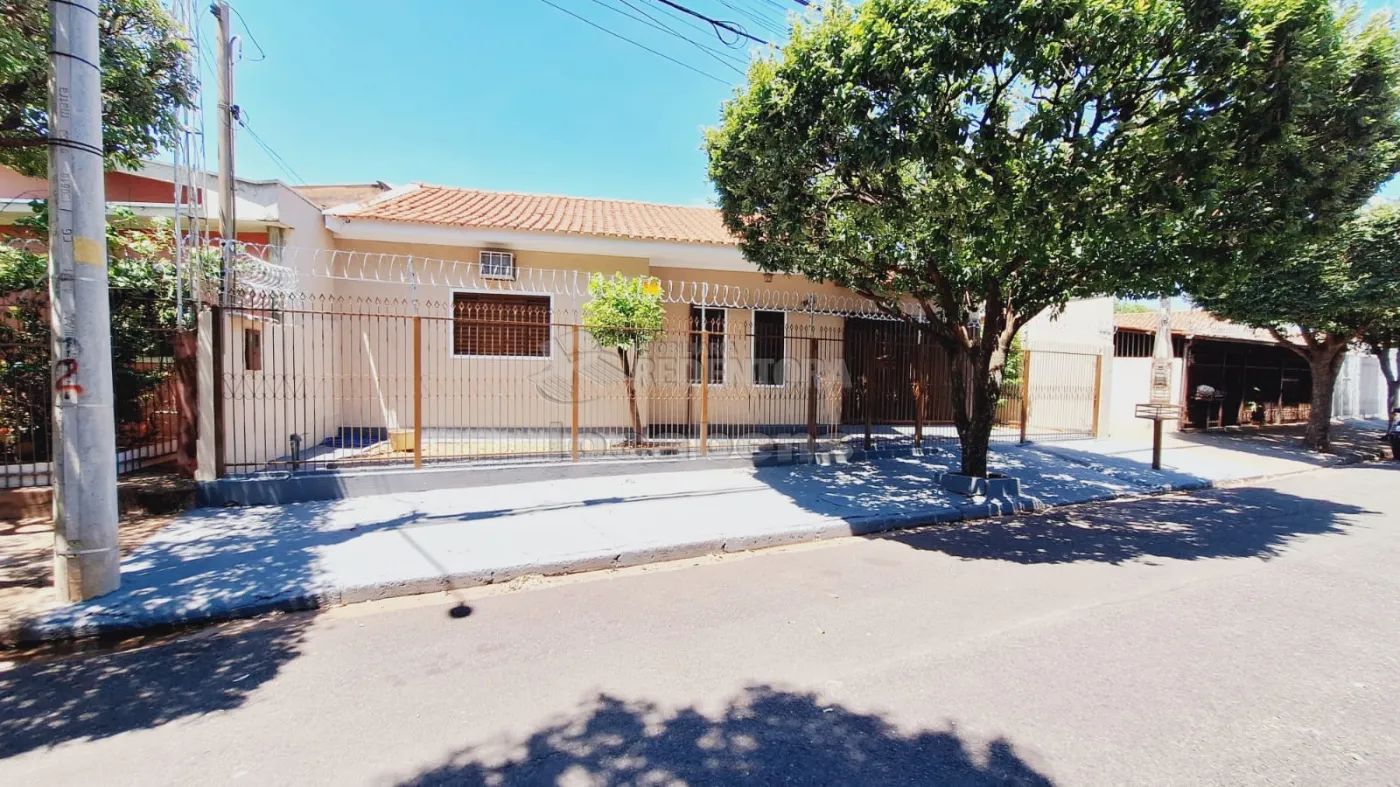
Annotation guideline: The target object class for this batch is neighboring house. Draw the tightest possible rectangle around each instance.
[1109,311,1388,434]
[2,166,1114,475]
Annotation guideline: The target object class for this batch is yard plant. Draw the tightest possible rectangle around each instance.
[582,273,666,445]
[707,0,1400,476]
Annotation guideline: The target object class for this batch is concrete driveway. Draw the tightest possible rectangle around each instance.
[2,461,1398,785]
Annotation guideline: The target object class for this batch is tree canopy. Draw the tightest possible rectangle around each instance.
[582,273,666,444]
[1194,204,1400,446]
[0,0,195,176]
[706,0,1397,474]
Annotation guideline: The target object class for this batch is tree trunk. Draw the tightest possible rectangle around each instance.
[1375,344,1398,431]
[1303,345,1346,452]
[618,347,644,446]
[946,339,1007,478]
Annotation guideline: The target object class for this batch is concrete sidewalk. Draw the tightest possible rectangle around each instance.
[5,422,1387,644]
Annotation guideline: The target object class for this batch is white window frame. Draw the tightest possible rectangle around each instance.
[750,309,787,388]
[478,250,517,280]
[689,305,728,387]
[449,288,554,361]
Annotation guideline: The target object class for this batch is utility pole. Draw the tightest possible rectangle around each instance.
[48,0,120,600]
[214,1,237,302]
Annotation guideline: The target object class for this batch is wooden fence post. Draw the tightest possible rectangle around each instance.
[1091,353,1104,438]
[1018,350,1032,444]
[700,325,710,456]
[412,315,423,469]
[807,336,819,455]
[571,324,580,462]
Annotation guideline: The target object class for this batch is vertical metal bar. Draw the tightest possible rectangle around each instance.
[807,336,818,455]
[913,340,925,448]
[1019,350,1032,444]
[212,305,226,478]
[700,325,710,456]
[863,373,873,451]
[413,315,423,469]
[1091,352,1104,438]
[571,324,580,461]
[1152,419,1164,470]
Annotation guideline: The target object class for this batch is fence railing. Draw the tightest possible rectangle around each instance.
[0,292,193,489]
[216,298,1103,476]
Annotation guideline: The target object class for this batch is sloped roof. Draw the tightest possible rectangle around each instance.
[327,183,736,246]
[1114,311,1286,344]
[295,182,392,209]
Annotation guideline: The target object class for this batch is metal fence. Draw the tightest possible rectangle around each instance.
[216,296,1104,476]
[0,292,192,489]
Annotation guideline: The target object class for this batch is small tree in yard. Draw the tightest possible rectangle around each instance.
[582,273,665,445]
[706,0,1390,477]
[1195,206,1400,450]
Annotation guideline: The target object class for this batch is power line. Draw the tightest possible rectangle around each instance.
[536,0,731,85]
[237,115,306,185]
[227,3,267,62]
[602,0,749,74]
[649,0,769,45]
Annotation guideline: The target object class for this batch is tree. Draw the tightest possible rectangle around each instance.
[1362,319,1400,432]
[0,202,206,456]
[582,273,665,446]
[1195,205,1400,450]
[706,0,1380,476]
[1,0,195,176]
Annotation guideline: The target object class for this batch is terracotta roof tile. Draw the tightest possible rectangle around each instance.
[330,184,736,246]
[1114,311,1288,344]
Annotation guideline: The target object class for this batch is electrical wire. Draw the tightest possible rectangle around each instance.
[600,0,749,74]
[535,0,732,85]
[228,3,267,62]
[237,115,306,185]
[648,0,768,45]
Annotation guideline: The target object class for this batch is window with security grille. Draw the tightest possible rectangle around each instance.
[452,292,551,357]
[688,305,726,384]
[752,310,785,386]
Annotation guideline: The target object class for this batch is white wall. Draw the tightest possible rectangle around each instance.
[1108,356,1184,439]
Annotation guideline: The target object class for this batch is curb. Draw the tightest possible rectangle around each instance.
[0,456,1379,648]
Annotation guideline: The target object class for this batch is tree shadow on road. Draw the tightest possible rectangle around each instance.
[886,485,1371,565]
[398,684,1053,786]
[0,613,311,759]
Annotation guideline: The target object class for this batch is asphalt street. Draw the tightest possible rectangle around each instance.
[2,463,1398,786]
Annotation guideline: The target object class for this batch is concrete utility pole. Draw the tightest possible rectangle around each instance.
[48,0,120,600]
[214,1,237,302]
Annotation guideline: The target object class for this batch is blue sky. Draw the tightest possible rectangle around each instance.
[211,0,1397,206]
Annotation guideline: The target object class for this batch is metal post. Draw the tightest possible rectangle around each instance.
[912,343,925,448]
[1019,350,1032,444]
[571,325,580,461]
[863,375,873,451]
[412,316,423,469]
[700,325,710,456]
[214,1,237,303]
[48,0,120,601]
[1152,419,1164,470]
[211,305,226,479]
[1091,353,1104,438]
[806,337,818,455]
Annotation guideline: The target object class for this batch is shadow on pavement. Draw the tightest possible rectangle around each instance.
[398,684,1053,786]
[887,485,1371,564]
[1170,421,1390,463]
[0,613,311,759]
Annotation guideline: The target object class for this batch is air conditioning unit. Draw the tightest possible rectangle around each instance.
[479,250,516,280]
